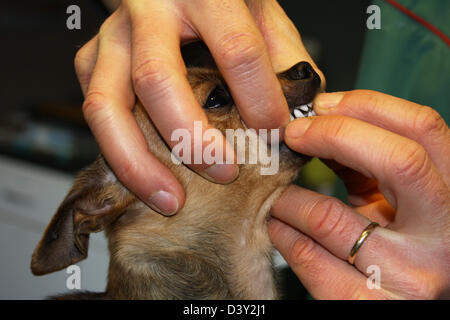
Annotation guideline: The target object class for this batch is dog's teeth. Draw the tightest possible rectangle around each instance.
[290,113,295,121]
[291,101,315,119]
[294,109,303,118]
[299,105,309,112]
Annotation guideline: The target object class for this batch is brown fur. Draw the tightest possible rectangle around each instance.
[31,42,320,299]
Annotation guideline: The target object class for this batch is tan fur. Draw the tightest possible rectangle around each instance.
[31,42,320,299]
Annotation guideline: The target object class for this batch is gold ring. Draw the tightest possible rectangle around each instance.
[347,222,379,265]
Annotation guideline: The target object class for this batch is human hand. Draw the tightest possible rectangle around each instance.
[269,90,450,299]
[75,0,324,216]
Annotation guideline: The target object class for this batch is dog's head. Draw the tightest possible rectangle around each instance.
[31,42,321,278]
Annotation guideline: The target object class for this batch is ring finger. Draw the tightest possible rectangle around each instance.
[270,185,403,277]
[268,217,387,299]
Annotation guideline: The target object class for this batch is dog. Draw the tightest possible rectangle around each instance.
[30,41,321,299]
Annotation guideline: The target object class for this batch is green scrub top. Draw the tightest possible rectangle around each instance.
[356,0,449,121]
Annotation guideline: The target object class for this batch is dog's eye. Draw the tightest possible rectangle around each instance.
[203,85,232,109]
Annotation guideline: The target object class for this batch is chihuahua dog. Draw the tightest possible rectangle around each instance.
[31,41,321,299]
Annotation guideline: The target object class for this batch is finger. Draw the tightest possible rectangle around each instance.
[285,115,448,222]
[356,199,396,226]
[271,187,446,299]
[314,90,450,184]
[268,217,386,299]
[321,159,395,225]
[270,185,406,285]
[84,8,184,216]
[321,159,383,207]
[184,0,290,132]
[74,35,99,96]
[125,0,239,184]
[271,185,372,261]
[246,0,326,87]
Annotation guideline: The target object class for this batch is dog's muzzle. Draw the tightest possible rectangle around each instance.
[279,61,322,121]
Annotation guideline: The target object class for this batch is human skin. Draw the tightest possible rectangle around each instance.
[75,0,324,216]
[269,90,450,299]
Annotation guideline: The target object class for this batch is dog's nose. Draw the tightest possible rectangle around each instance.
[282,61,321,87]
[279,61,322,116]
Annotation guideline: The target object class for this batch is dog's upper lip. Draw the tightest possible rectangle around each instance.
[290,102,315,121]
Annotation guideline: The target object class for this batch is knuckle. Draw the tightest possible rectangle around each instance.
[391,142,430,183]
[306,197,347,239]
[413,106,447,137]
[74,46,93,75]
[288,237,325,280]
[288,236,318,266]
[217,32,265,72]
[82,92,111,124]
[132,58,173,95]
[74,47,86,70]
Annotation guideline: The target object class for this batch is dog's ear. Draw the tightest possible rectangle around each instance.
[31,158,134,275]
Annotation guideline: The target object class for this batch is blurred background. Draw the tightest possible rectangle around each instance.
[0,0,448,299]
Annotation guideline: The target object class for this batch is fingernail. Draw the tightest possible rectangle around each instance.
[204,164,239,184]
[315,92,345,110]
[148,191,179,216]
[285,118,313,139]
